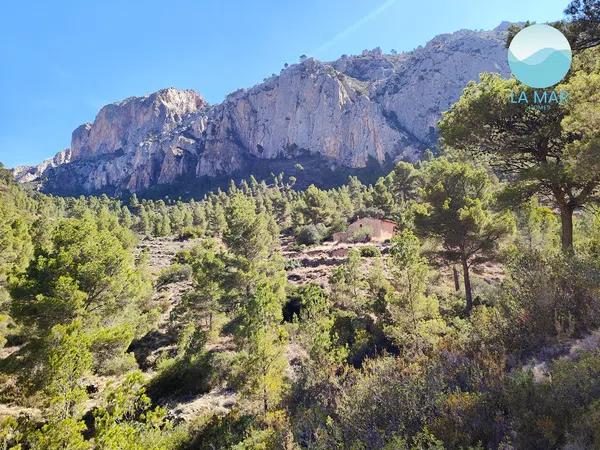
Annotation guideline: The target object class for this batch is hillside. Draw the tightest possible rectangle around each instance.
[3,1,600,447]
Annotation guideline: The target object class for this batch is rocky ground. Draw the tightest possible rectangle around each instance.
[0,234,508,423]
[134,236,243,421]
[281,236,505,293]
[281,237,390,287]
[131,236,197,370]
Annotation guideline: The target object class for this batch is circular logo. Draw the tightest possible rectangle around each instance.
[508,24,572,88]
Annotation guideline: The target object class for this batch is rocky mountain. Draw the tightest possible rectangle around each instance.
[14,24,511,197]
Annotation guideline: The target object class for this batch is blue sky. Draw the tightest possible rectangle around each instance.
[0,0,568,167]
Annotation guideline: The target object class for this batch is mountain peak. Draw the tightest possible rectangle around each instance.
[494,21,513,31]
[69,87,207,162]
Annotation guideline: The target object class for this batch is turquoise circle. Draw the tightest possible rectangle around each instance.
[508,24,572,88]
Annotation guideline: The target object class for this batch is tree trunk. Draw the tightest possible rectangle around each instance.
[559,204,575,254]
[462,257,473,314]
[263,385,268,413]
[452,266,460,291]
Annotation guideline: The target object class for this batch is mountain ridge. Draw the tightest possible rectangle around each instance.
[13,25,511,198]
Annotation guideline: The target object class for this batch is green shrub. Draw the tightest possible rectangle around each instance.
[206,351,238,388]
[284,258,302,270]
[329,219,348,234]
[100,352,138,376]
[148,353,212,400]
[332,311,388,367]
[501,251,600,354]
[296,223,327,245]
[177,226,203,241]
[359,245,381,257]
[322,356,446,448]
[89,325,136,375]
[349,226,374,243]
[290,243,306,252]
[148,326,211,400]
[156,264,192,287]
[506,350,600,449]
[185,411,257,450]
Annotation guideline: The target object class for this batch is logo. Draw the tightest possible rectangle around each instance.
[508,24,572,88]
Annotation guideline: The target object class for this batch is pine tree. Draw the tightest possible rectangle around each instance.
[385,230,447,354]
[44,321,92,420]
[93,371,172,450]
[236,275,288,414]
[208,203,227,237]
[329,249,367,310]
[10,213,151,388]
[297,185,336,226]
[413,158,513,312]
[439,66,600,254]
[370,178,395,218]
[224,193,277,260]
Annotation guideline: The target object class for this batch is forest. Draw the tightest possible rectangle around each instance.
[1,1,600,449]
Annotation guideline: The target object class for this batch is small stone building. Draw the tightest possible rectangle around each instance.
[332,217,396,243]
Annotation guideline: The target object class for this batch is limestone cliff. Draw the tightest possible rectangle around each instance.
[14,25,510,196]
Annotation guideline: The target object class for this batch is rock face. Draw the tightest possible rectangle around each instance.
[20,89,209,195]
[375,28,510,143]
[12,148,72,183]
[195,58,416,178]
[15,25,510,196]
[70,88,206,161]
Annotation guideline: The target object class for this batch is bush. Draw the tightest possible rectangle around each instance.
[290,243,306,252]
[148,350,212,400]
[332,311,389,367]
[501,251,600,355]
[177,226,203,241]
[296,223,327,245]
[360,245,381,257]
[206,351,238,388]
[100,352,139,376]
[505,350,600,449]
[284,258,302,270]
[174,248,194,264]
[148,325,211,400]
[349,226,374,243]
[185,411,257,450]
[156,264,192,287]
[89,325,136,375]
[329,219,348,234]
[431,391,497,448]
[322,356,446,448]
